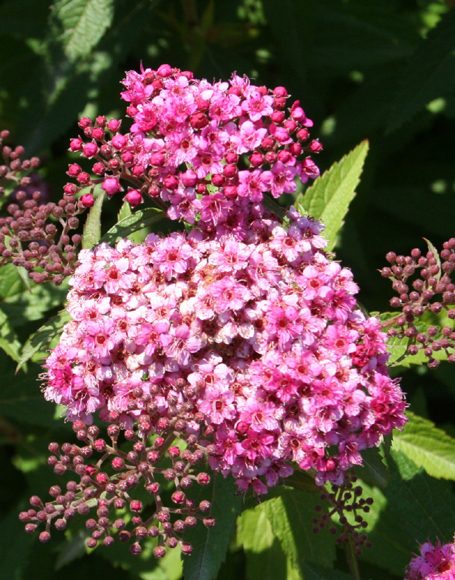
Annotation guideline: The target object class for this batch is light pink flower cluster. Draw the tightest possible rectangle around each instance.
[405,539,455,579]
[66,64,320,231]
[44,208,406,492]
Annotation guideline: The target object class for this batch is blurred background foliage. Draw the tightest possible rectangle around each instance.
[0,1,454,578]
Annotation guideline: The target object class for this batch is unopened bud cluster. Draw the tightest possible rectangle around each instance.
[0,130,82,284]
[380,239,455,367]
[19,418,212,557]
[0,129,40,195]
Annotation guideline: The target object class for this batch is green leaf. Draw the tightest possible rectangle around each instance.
[0,362,56,427]
[295,141,369,251]
[353,446,389,489]
[392,411,455,480]
[387,9,455,131]
[0,308,21,363]
[253,488,336,578]
[51,0,114,62]
[365,449,455,575]
[237,508,290,580]
[0,504,35,580]
[102,207,164,245]
[0,264,25,300]
[117,200,132,222]
[17,309,71,371]
[183,474,242,580]
[261,497,302,579]
[82,189,104,249]
[376,311,452,368]
[2,282,68,327]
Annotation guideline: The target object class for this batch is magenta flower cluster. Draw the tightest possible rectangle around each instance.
[66,64,320,231]
[405,539,455,579]
[44,207,406,493]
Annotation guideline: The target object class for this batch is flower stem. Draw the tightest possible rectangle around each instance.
[346,537,362,580]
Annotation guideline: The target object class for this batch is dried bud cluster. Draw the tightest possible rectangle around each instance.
[380,239,455,367]
[0,130,83,284]
[313,476,373,555]
[19,418,212,557]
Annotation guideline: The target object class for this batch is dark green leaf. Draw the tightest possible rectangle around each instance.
[183,475,242,580]
[388,9,455,131]
[0,362,56,427]
[17,309,70,371]
[364,449,455,575]
[51,0,115,62]
[102,207,164,245]
[262,488,336,573]
[301,562,351,580]
[0,504,35,580]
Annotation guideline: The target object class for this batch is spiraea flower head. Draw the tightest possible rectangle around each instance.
[43,208,406,493]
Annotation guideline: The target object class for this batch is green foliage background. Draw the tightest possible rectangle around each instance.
[0,1,454,578]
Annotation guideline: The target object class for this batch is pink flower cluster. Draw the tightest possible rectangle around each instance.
[405,539,455,579]
[66,64,320,231]
[44,208,406,492]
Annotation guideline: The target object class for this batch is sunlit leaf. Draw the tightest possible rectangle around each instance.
[392,412,455,480]
[295,141,369,251]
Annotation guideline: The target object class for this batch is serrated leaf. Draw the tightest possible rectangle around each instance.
[377,311,452,367]
[16,309,70,371]
[295,141,369,251]
[51,0,114,62]
[183,474,242,580]
[392,411,455,480]
[102,207,164,245]
[387,9,455,131]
